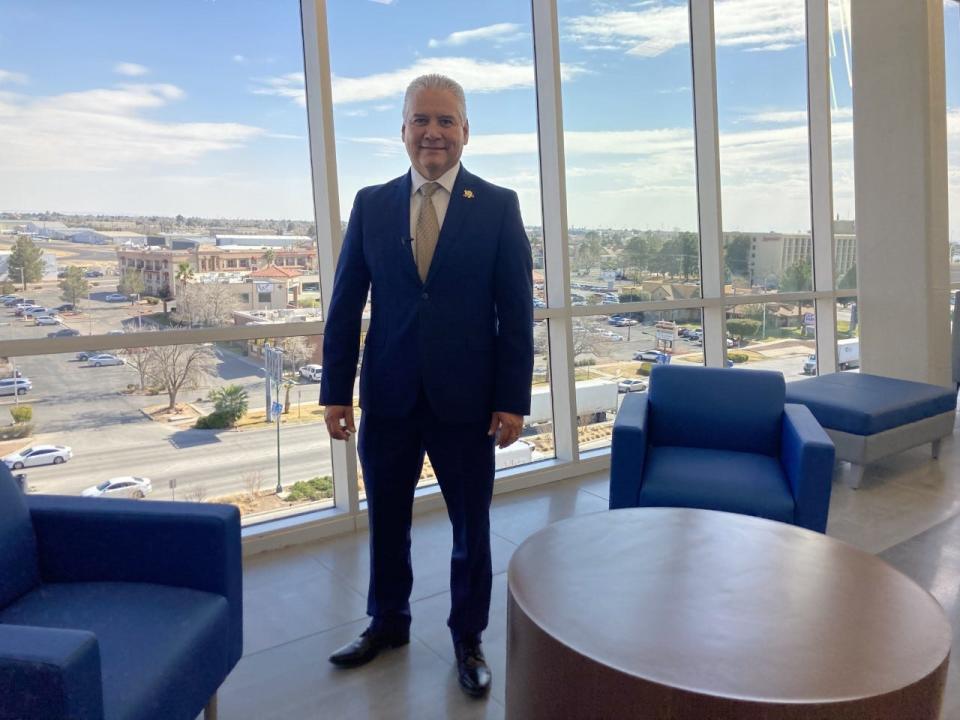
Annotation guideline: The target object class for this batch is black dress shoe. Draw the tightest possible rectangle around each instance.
[454,641,491,698]
[328,627,409,668]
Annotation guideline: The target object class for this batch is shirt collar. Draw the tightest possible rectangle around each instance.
[410,162,460,197]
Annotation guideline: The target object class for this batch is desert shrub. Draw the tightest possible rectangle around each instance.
[10,405,32,423]
[637,362,652,377]
[285,476,334,502]
[728,351,749,364]
[195,410,232,429]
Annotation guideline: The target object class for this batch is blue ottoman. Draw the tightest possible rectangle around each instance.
[785,373,956,488]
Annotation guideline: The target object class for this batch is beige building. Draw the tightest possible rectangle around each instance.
[116,245,317,298]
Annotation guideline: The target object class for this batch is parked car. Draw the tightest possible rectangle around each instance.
[105,293,127,302]
[82,476,152,499]
[0,378,31,396]
[48,328,80,338]
[84,269,104,278]
[54,303,75,312]
[634,350,666,362]
[35,315,60,326]
[298,364,323,382]
[88,353,124,367]
[14,305,37,316]
[3,444,73,469]
[618,378,648,393]
[76,351,92,361]
[3,297,22,306]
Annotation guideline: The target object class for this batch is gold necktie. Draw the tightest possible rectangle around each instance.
[416,182,440,283]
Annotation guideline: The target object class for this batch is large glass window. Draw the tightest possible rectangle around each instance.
[716,0,813,294]
[830,0,856,289]
[5,336,333,525]
[326,1,543,237]
[946,0,960,284]
[835,296,860,374]
[558,0,701,301]
[0,1,317,337]
[724,302,815,380]
[573,310,704,452]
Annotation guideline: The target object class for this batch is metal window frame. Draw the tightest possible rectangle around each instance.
[1,0,871,552]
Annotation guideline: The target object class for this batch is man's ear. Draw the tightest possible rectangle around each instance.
[401,123,407,142]
[463,119,469,145]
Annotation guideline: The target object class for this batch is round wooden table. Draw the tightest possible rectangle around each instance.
[506,508,951,719]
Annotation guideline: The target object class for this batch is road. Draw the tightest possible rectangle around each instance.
[1,277,826,509]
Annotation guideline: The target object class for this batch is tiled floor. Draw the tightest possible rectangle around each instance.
[223,428,960,719]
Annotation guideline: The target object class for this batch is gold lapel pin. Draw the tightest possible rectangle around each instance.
[463,189,475,199]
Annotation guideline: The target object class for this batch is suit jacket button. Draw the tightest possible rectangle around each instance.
[421,292,429,300]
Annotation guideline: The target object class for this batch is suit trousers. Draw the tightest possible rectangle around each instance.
[358,390,496,644]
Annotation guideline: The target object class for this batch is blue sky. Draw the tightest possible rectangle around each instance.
[0,0,954,236]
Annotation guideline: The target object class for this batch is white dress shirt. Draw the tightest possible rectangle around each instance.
[409,163,460,257]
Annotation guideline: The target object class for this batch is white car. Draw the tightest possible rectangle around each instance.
[0,378,31,396]
[618,379,648,393]
[82,476,152,499]
[35,315,60,326]
[88,353,124,367]
[3,444,73,469]
[298,364,323,382]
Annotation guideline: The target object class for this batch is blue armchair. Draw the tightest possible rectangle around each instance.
[610,365,835,532]
[0,465,242,719]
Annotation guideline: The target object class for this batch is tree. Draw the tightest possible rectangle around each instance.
[575,237,602,273]
[0,280,14,296]
[838,262,857,290]
[7,236,43,289]
[58,266,89,307]
[173,283,238,327]
[145,344,215,411]
[676,232,699,280]
[260,248,276,267]
[209,384,249,425]
[279,336,311,372]
[122,336,156,391]
[725,233,752,283]
[118,268,145,298]
[780,260,812,292]
[623,235,652,281]
[726,319,761,345]
[175,261,194,294]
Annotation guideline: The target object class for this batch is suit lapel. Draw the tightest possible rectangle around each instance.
[425,165,476,286]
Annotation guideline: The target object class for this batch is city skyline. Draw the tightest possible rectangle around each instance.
[0,1,958,236]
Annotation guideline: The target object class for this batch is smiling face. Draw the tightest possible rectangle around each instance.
[401,87,469,180]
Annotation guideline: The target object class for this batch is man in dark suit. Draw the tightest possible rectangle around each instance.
[321,74,533,698]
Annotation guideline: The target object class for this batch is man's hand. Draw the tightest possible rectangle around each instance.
[325,405,356,441]
[488,411,523,449]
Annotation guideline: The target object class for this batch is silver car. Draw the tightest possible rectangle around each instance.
[0,378,32,396]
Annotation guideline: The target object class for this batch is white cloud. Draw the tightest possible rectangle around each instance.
[114,62,149,77]
[332,57,584,106]
[233,54,246,64]
[0,69,28,85]
[368,0,395,4]
[748,110,808,124]
[250,72,306,107]
[565,0,806,57]
[428,23,526,48]
[0,83,264,173]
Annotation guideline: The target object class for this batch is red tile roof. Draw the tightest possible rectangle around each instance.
[248,264,303,278]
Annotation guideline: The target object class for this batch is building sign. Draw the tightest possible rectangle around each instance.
[655,320,677,343]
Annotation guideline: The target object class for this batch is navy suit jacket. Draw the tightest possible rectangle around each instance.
[320,166,534,424]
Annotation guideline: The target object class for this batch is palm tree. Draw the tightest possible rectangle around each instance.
[209,384,249,426]
[260,249,276,268]
[175,261,194,288]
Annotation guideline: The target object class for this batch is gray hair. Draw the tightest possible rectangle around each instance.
[403,74,468,123]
